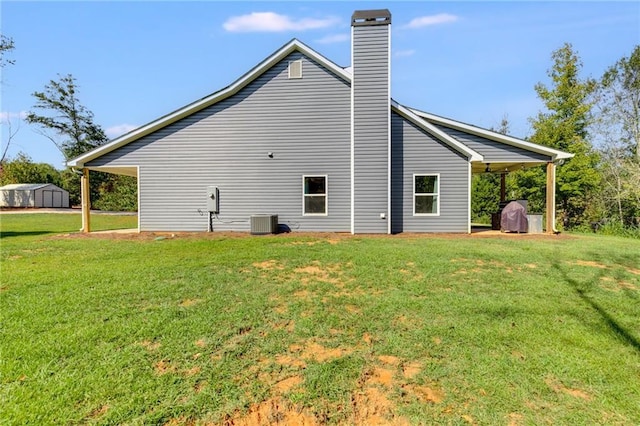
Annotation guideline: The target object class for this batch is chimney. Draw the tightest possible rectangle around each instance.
[351,9,391,234]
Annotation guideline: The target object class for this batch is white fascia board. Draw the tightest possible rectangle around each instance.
[67,39,352,168]
[391,101,483,162]
[408,107,574,161]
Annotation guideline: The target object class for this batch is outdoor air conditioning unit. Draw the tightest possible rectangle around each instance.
[250,214,278,235]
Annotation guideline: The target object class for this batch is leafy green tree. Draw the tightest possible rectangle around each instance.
[471,116,509,223]
[513,43,600,228]
[25,74,137,211]
[0,34,15,67]
[594,45,640,225]
[26,74,108,160]
[0,152,62,187]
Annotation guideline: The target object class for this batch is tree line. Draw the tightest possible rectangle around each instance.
[472,43,639,235]
[1,36,639,234]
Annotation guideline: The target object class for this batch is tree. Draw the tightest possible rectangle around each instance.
[471,116,510,223]
[0,35,15,67]
[513,43,600,228]
[26,74,108,160]
[25,74,137,211]
[593,45,640,225]
[0,152,62,187]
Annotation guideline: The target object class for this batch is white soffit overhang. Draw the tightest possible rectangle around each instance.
[408,107,574,161]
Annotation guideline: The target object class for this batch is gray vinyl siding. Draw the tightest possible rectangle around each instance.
[87,52,351,232]
[391,113,469,233]
[434,125,551,163]
[352,24,390,233]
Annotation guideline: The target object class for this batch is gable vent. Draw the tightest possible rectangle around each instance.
[288,60,302,79]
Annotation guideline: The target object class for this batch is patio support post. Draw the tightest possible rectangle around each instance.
[500,173,506,202]
[81,168,91,233]
[546,162,556,233]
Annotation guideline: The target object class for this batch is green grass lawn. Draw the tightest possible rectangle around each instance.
[1,214,639,425]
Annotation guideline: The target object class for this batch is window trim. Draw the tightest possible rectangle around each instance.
[302,175,328,216]
[413,173,440,216]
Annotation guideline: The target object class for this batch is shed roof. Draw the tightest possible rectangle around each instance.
[0,183,57,191]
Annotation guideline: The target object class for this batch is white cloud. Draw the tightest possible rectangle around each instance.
[394,49,416,58]
[0,111,27,122]
[106,123,138,138]
[223,12,339,33]
[404,13,459,29]
[315,33,349,44]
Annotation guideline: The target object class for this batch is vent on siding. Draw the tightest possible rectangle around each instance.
[288,60,302,79]
[250,214,278,235]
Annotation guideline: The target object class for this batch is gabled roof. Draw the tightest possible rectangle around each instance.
[68,37,572,169]
[391,101,483,162]
[0,183,57,191]
[408,107,574,162]
[68,39,351,168]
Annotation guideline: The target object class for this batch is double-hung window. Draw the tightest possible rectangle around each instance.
[414,174,439,215]
[303,176,327,215]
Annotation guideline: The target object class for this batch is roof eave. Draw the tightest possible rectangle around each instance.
[391,100,484,162]
[408,107,574,162]
[67,39,352,168]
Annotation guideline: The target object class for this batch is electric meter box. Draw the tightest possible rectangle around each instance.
[206,186,219,213]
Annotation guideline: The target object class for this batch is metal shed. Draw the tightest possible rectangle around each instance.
[0,183,70,208]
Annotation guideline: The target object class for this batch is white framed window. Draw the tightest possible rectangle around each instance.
[288,60,302,79]
[303,175,327,216]
[414,174,439,216]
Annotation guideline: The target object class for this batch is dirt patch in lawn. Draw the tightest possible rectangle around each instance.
[225,397,318,426]
[87,404,109,419]
[140,340,161,351]
[545,377,591,400]
[570,260,608,269]
[178,298,201,307]
[154,359,176,375]
[294,261,345,286]
[274,375,303,393]
[253,260,284,270]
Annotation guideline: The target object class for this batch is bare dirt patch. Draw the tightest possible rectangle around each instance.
[179,298,201,307]
[274,375,303,393]
[294,261,345,286]
[275,354,307,369]
[571,260,608,269]
[378,355,400,365]
[154,359,176,375]
[403,384,445,403]
[253,260,283,270]
[140,340,161,351]
[194,339,207,348]
[300,341,352,362]
[88,404,109,419]
[626,267,640,275]
[402,362,422,379]
[225,397,318,426]
[545,377,591,400]
[508,412,524,426]
[183,366,201,377]
[369,367,394,387]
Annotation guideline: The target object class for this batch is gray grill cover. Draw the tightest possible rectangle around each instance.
[501,201,528,233]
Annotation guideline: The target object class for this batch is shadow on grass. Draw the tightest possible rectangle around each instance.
[551,259,640,354]
[0,230,57,239]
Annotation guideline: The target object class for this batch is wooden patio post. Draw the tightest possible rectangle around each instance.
[500,173,506,202]
[81,168,91,233]
[545,162,556,234]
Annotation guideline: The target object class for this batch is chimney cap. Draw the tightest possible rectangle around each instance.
[351,9,391,26]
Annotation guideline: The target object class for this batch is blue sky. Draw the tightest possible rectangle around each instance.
[1,1,638,169]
